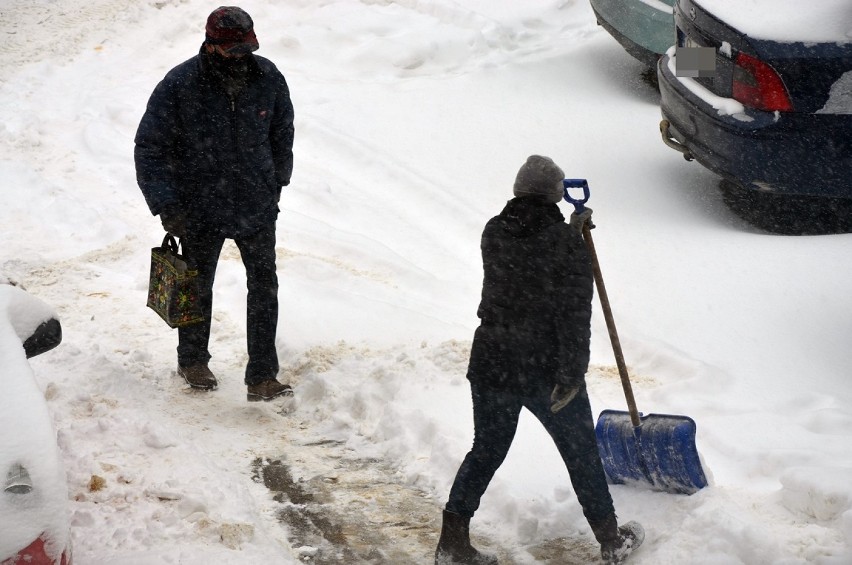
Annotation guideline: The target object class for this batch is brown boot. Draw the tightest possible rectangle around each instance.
[589,514,644,564]
[246,379,293,402]
[434,510,497,565]
[177,363,218,390]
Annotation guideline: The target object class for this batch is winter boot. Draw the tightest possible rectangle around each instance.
[246,379,293,402]
[590,513,644,564]
[434,510,498,565]
[178,363,218,390]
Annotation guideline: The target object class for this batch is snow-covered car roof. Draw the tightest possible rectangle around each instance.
[695,0,852,44]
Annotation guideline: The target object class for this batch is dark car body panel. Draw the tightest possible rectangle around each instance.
[659,56,852,197]
[659,0,852,198]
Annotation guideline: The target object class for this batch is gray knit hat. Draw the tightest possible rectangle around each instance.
[513,155,564,203]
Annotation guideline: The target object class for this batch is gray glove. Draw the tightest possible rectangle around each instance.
[550,383,580,413]
[569,207,593,233]
[160,205,187,237]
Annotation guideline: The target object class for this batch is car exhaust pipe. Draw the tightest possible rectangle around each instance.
[660,120,694,161]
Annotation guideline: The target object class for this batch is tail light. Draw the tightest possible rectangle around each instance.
[3,535,71,565]
[733,52,794,112]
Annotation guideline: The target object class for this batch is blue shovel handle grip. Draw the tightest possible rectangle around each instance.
[563,179,590,213]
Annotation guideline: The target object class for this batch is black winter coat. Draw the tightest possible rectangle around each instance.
[135,49,294,238]
[466,196,594,391]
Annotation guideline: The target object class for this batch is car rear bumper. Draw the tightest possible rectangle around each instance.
[657,53,852,198]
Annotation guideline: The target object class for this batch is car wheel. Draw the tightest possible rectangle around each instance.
[719,180,852,236]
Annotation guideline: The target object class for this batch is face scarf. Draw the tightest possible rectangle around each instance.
[206,49,251,101]
[208,49,251,80]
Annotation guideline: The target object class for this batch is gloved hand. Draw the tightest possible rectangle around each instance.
[569,207,593,233]
[550,383,580,413]
[160,205,187,237]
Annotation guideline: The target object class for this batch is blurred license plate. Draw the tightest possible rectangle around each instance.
[677,37,716,78]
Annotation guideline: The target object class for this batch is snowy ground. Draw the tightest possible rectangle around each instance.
[1,0,852,563]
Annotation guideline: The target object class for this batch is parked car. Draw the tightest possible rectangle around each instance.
[657,0,852,234]
[590,0,676,68]
[0,283,70,565]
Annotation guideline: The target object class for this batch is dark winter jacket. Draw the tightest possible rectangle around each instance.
[135,48,294,238]
[466,196,594,391]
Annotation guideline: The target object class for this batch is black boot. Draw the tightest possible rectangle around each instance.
[434,510,498,565]
[589,513,644,564]
[177,363,218,390]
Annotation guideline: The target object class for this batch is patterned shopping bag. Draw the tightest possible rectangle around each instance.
[146,234,204,328]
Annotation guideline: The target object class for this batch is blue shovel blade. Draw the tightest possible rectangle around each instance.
[595,409,708,495]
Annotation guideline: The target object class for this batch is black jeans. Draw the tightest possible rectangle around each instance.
[177,224,279,385]
[446,382,614,524]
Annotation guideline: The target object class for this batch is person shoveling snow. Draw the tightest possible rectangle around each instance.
[435,156,643,565]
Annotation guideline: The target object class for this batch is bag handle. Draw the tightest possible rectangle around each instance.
[161,232,198,270]
[161,233,178,254]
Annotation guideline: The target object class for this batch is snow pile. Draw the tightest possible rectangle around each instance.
[819,71,852,114]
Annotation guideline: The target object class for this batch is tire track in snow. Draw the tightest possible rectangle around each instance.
[261,0,599,82]
[291,113,482,281]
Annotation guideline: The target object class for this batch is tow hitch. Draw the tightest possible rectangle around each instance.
[660,120,694,161]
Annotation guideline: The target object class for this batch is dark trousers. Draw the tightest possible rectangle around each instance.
[446,382,614,524]
[177,224,279,385]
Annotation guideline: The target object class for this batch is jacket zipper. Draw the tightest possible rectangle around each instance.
[229,95,240,233]
[229,94,238,142]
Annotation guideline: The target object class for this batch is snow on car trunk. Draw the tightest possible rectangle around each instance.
[695,0,852,44]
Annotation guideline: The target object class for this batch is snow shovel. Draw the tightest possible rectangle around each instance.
[563,180,708,495]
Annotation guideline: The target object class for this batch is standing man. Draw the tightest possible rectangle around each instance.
[435,156,643,564]
[135,6,294,401]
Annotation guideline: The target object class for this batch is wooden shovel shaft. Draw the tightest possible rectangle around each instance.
[582,223,642,429]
